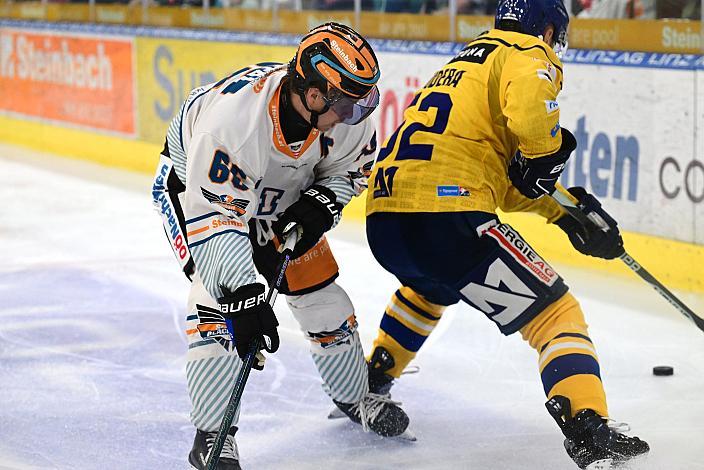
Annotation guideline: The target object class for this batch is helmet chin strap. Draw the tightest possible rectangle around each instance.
[296,87,329,129]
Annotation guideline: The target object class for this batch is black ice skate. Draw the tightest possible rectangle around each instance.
[329,346,414,440]
[546,396,650,469]
[368,346,397,396]
[188,427,242,470]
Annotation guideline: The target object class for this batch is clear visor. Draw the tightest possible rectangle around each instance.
[553,30,569,59]
[324,86,380,125]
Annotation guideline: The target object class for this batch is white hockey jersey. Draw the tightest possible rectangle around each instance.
[154,63,376,300]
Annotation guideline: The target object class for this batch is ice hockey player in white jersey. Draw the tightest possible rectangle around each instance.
[151,23,410,469]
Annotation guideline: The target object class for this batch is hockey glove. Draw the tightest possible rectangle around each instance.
[554,187,625,260]
[218,283,279,368]
[272,184,342,259]
[508,128,577,199]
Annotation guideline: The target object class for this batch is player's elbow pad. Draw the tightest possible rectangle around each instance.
[508,128,577,199]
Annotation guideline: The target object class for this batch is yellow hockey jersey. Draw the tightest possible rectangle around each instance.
[367,29,567,221]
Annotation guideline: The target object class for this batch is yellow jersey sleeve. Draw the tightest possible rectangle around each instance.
[500,186,567,223]
[501,51,563,158]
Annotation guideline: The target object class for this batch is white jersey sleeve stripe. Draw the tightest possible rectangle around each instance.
[188,228,249,250]
[186,211,223,225]
[317,175,356,207]
[190,233,257,298]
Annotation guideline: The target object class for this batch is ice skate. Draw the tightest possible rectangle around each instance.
[329,346,415,440]
[188,427,242,470]
[331,393,414,440]
[547,396,649,469]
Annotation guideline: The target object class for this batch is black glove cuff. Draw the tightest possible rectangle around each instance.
[508,129,576,199]
[554,213,581,234]
[218,283,267,318]
[566,186,619,230]
[301,184,341,226]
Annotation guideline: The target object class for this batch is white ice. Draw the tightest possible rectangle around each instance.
[1,143,702,470]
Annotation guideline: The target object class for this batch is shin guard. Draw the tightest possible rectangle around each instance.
[287,283,368,404]
[521,292,608,417]
[371,286,446,378]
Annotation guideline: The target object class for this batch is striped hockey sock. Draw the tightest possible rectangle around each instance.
[521,292,608,417]
[186,354,243,431]
[312,330,369,404]
[372,286,446,378]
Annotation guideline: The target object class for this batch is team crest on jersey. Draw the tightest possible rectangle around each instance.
[201,187,249,216]
[194,304,234,352]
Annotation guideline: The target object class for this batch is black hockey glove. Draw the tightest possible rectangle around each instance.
[218,283,279,366]
[554,187,625,260]
[508,128,577,199]
[272,184,342,259]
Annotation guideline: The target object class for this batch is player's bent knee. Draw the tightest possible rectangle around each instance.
[520,292,588,350]
[287,282,358,353]
[457,222,568,334]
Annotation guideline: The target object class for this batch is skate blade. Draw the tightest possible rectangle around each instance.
[394,428,417,442]
[327,407,418,441]
[614,450,650,469]
[328,406,346,420]
[585,459,613,470]
[585,449,650,470]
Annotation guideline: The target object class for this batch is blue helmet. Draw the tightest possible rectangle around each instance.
[495,0,569,55]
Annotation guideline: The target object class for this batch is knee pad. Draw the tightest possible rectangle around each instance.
[520,291,589,350]
[287,282,358,353]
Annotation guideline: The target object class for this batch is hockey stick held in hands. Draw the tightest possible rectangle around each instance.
[206,227,300,470]
[551,189,704,334]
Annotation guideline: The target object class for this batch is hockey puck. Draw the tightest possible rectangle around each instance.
[652,366,674,376]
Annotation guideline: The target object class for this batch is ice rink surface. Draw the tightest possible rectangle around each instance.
[1,144,702,470]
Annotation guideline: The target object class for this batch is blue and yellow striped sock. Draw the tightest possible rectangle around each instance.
[521,292,608,417]
[371,286,446,378]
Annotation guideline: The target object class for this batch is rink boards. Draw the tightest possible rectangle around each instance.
[0,19,702,292]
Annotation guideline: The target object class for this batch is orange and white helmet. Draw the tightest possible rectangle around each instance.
[289,22,381,125]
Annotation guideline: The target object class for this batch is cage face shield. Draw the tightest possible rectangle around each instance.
[323,85,380,125]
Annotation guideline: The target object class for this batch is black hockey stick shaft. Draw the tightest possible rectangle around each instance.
[551,190,704,333]
[206,230,299,470]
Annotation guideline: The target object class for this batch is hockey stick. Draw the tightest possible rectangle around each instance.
[551,189,704,333]
[206,228,299,470]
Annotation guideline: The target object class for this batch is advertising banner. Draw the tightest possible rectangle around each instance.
[2,8,700,53]
[135,37,294,144]
[557,64,702,245]
[0,28,135,135]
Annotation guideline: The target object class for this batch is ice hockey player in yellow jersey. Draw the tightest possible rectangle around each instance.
[365,0,650,468]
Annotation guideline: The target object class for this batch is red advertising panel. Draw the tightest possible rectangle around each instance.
[0,29,135,135]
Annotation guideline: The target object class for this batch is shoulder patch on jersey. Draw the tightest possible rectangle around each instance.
[545,100,559,114]
[449,42,498,65]
[200,187,249,215]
